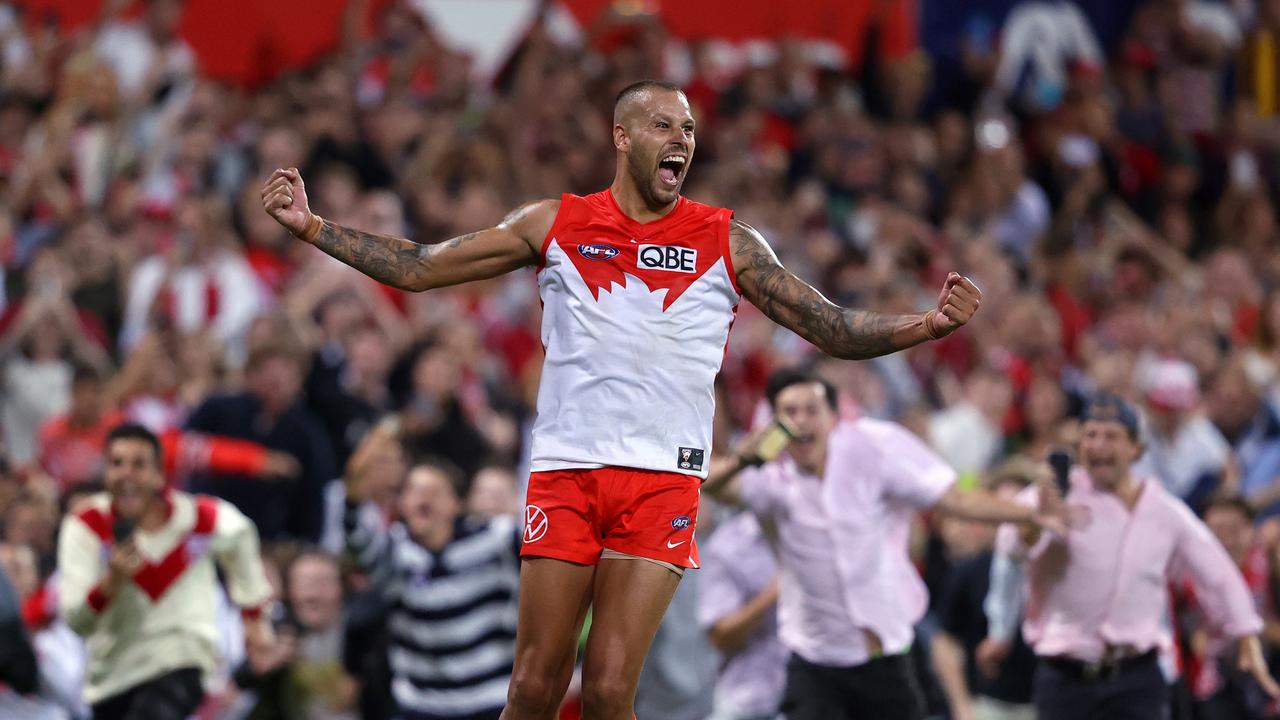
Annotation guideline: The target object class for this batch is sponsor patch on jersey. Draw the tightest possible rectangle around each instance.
[638,244,697,273]
[671,515,691,530]
[578,243,620,261]
[677,446,705,471]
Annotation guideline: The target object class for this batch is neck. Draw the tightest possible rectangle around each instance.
[609,177,677,224]
[137,495,170,532]
[416,520,456,552]
[1102,471,1142,509]
[797,449,827,478]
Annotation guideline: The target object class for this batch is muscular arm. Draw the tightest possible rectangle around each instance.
[730,220,977,359]
[262,167,555,292]
[308,201,554,291]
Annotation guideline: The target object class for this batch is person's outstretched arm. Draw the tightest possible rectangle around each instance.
[261,167,556,291]
[730,219,981,359]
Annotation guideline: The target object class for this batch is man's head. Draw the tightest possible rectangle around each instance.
[69,364,105,427]
[1204,496,1255,566]
[0,543,38,599]
[1142,359,1199,434]
[1078,394,1143,491]
[612,80,694,210]
[1208,354,1265,439]
[103,423,165,521]
[467,464,519,519]
[246,344,304,414]
[766,368,839,473]
[285,550,344,632]
[398,461,465,544]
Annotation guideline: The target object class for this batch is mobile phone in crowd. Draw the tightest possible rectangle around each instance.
[1047,447,1073,497]
[112,517,137,544]
[754,420,797,464]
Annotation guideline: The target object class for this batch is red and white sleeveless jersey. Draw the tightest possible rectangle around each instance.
[530,189,740,478]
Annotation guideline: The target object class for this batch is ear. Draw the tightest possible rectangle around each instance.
[613,123,629,153]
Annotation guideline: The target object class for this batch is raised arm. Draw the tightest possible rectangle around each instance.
[261,167,555,291]
[729,219,981,360]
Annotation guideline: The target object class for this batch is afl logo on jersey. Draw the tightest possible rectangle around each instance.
[578,243,619,261]
[671,515,691,530]
[638,244,697,272]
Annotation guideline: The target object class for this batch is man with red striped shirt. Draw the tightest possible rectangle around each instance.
[55,423,274,720]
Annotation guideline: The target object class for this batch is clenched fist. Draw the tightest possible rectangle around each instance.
[261,168,319,241]
[926,272,982,338]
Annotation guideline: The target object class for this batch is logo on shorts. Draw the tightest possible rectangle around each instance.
[671,515,691,530]
[524,505,548,543]
[677,446,704,472]
[578,243,619,261]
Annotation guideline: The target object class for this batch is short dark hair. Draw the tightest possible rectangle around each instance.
[105,423,163,467]
[614,80,685,115]
[1082,392,1141,441]
[766,367,839,412]
[246,342,301,374]
[406,456,468,498]
[1204,494,1256,523]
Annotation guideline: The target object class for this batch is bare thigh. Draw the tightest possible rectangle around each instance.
[505,557,597,719]
[580,556,682,717]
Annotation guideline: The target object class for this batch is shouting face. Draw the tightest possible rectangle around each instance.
[614,88,695,209]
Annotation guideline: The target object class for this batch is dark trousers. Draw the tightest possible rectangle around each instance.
[1034,655,1169,720]
[91,667,204,720]
[781,653,926,720]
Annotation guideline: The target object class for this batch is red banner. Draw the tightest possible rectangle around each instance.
[17,0,914,86]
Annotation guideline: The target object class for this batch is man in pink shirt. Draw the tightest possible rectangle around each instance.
[997,394,1280,720]
[704,369,1067,720]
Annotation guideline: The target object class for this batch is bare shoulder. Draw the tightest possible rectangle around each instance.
[499,198,561,251]
[728,218,781,271]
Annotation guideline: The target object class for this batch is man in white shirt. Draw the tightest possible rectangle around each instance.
[56,423,274,720]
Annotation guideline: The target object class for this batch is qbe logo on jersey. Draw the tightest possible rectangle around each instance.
[638,245,697,273]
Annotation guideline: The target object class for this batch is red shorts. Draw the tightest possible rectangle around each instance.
[521,467,701,569]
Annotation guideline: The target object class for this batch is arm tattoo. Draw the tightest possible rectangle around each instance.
[310,222,474,291]
[730,220,924,360]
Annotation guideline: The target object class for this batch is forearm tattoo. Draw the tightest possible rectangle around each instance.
[730,221,920,360]
[310,222,473,290]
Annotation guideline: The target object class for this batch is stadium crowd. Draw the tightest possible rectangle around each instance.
[3,0,1280,718]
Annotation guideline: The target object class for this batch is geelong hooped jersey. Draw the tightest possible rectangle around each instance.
[531,189,740,479]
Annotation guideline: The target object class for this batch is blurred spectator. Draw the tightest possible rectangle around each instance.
[38,365,123,490]
[930,462,1038,720]
[396,340,492,481]
[1180,496,1280,719]
[466,464,521,520]
[187,343,333,543]
[119,194,265,366]
[704,368,1063,720]
[0,541,88,719]
[342,425,520,720]
[1208,354,1280,516]
[235,549,358,720]
[1135,358,1233,511]
[0,541,39,708]
[0,250,112,465]
[994,1,1103,112]
[696,510,786,720]
[56,423,275,719]
[928,367,1014,478]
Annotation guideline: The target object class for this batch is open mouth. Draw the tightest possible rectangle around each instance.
[657,154,686,187]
